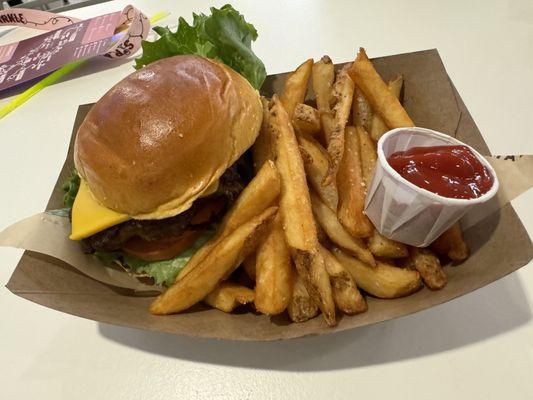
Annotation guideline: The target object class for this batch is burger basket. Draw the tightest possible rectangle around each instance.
[4,49,533,340]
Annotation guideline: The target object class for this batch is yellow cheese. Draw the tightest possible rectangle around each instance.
[70,178,221,240]
[70,180,130,240]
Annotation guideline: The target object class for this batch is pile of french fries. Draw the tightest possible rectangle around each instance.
[150,48,470,326]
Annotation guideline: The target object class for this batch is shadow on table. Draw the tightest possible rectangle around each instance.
[98,272,531,372]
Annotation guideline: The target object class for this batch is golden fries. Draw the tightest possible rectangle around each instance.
[348,48,413,129]
[220,161,280,237]
[370,75,403,141]
[387,74,403,101]
[337,126,374,238]
[151,207,277,315]
[253,97,275,171]
[293,103,321,136]
[354,91,408,260]
[368,230,408,258]
[271,95,317,252]
[310,191,375,266]
[293,249,336,326]
[204,282,254,313]
[297,134,338,211]
[333,248,422,298]
[280,59,313,117]
[147,50,471,324]
[353,86,373,131]
[178,160,280,280]
[409,247,447,290]
[431,222,469,262]
[254,216,293,315]
[320,244,367,315]
[253,103,294,314]
[287,274,319,322]
[324,68,355,183]
[312,56,335,114]
[271,95,336,326]
[357,125,378,189]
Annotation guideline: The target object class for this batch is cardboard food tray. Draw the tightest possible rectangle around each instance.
[6,49,533,340]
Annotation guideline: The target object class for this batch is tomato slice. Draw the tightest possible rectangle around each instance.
[122,230,202,261]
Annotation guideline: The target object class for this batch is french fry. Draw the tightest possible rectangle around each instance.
[293,249,336,326]
[337,126,374,238]
[271,95,336,326]
[431,222,469,262]
[287,274,319,322]
[368,230,408,258]
[356,88,410,260]
[357,125,377,189]
[333,248,422,298]
[297,134,338,211]
[310,191,375,266]
[293,103,321,136]
[254,216,293,315]
[315,221,329,245]
[388,74,403,101]
[280,59,313,118]
[312,55,335,114]
[253,97,275,171]
[320,244,367,315]
[320,112,335,144]
[324,68,355,183]
[353,86,373,131]
[271,95,317,252]
[178,161,280,281]
[409,247,447,290]
[150,207,277,315]
[252,102,295,315]
[348,48,414,129]
[204,282,254,313]
[370,75,404,141]
[242,254,256,280]
[218,162,280,240]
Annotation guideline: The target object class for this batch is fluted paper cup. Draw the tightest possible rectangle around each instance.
[364,127,499,247]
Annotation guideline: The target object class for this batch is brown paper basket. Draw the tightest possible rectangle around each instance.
[5,49,532,340]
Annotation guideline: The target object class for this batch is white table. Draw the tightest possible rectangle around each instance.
[1,1,532,398]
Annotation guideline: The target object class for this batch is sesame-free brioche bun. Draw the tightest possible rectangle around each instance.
[74,55,262,219]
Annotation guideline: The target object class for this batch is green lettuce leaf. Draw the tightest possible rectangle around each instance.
[47,208,71,218]
[62,169,80,209]
[94,230,214,286]
[48,169,80,217]
[135,4,266,89]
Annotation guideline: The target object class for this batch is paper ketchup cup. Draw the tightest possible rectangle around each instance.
[364,127,499,247]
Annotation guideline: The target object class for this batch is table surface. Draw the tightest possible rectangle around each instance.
[1,1,532,399]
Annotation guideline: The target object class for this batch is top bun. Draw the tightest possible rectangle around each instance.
[74,55,262,219]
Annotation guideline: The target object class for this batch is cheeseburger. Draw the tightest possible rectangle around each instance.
[69,55,263,284]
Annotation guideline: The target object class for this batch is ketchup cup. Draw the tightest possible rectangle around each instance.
[364,127,499,247]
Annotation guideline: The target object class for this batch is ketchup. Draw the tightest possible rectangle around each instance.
[387,145,493,199]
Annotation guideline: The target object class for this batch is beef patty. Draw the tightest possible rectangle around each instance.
[84,155,252,252]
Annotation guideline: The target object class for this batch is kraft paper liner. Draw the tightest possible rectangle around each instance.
[3,49,532,340]
[462,155,533,230]
[0,213,159,292]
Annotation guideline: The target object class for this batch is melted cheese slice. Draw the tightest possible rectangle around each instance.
[70,178,221,240]
[70,180,130,240]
